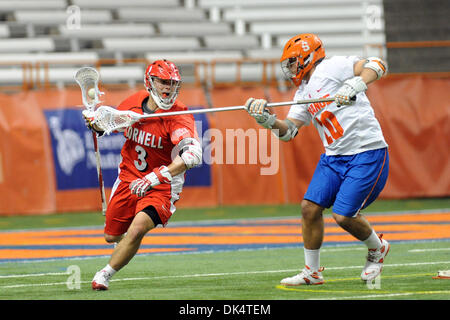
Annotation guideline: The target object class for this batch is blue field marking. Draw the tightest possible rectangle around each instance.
[0,213,449,263]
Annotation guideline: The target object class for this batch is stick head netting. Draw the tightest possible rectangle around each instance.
[74,67,103,111]
[94,106,139,135]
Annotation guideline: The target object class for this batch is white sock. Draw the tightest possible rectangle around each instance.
[103,264,117,278]
[363,230,382,250]
[304,248,320,272]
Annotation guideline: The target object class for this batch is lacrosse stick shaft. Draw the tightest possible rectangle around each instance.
[75,66,108,215]
[138,97,335,119]
[92,132,107,216]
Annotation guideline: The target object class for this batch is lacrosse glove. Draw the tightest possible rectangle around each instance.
[82,110,105,136]
[335,76,367,106]
[129,166,173,197]
[245,98,277,129]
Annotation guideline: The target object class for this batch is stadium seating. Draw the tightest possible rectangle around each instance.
[0,38,55,52]
[204,35,260,50]
[117,8,206,22]
[146,50,244,62]
[158,22,231,36]
[0,0,66,11]
[102,37,201,53]
[0,0,386,87]
[14,10,113,25]
[0,52,98,63]
[71,0,180,9]
[0,24,9,37]
[59,24,155,39]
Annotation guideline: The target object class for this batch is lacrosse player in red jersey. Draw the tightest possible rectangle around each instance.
[86,60,202,290]
[245,33,390,286]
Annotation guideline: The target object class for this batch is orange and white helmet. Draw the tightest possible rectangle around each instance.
[144,59,181,110]
[280,33,325,86]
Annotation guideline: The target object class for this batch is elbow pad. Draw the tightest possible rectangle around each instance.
[364,57,388,80]
[178,138,202,169]
[273,119,298,142]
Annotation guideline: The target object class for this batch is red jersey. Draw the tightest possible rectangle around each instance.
[116,90,197,190]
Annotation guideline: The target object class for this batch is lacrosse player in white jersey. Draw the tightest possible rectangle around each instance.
[245,33,390,285]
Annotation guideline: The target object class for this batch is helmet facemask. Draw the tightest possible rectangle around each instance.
[281,52,315,86]
[148,76,181,110]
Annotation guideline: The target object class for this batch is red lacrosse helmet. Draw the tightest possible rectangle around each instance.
[280,33,325,86]
[144,59,181,110]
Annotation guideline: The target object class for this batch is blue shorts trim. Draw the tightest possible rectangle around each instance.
[303,148,389,217]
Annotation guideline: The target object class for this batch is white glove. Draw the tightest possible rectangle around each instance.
[335,76,368,106]
[82,109,104,134]
[245,98,276,129]
[82,110,96,126]
[129,165,172,197]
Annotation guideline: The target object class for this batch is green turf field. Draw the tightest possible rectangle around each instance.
[0,198,449,306]
[0,241,449,301]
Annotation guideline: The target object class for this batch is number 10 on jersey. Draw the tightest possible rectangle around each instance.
[315,111,344,145]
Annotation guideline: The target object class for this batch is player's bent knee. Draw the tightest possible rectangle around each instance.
[104,233,123,244]
[126,213,155,242]
[332,212,354,226]
[301,200,323,221]
[126,225,149,243]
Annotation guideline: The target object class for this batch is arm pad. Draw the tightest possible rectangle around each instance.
[273,119,298,142]
[178,138,202,169]
[364,57,388,80]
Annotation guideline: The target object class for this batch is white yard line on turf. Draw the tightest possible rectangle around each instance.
[1,260,450,289]
[409,247,450,252]
[311,290,450,300]
[0,272,67,279]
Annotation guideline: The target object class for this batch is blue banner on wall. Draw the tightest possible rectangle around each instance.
[44,108,124,190]
[44,107,211,191]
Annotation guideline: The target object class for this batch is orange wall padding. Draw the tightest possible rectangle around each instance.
[0,76,448,215]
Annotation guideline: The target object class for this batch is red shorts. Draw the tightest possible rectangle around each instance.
[105,179,177,236]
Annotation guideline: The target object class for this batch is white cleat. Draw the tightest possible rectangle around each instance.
[280,265,325,286]
[361,234,390,282]
[92,270,110,291]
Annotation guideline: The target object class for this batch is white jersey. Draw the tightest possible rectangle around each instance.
[287,56,388,156]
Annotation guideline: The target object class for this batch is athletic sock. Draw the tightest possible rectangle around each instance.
[304,248,320,272]
[103,264,117,278]
[363,230,382,250]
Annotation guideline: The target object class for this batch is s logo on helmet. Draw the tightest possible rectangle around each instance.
[301,41,310,52]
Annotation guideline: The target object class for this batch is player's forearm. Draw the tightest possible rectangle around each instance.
[167,156,188,176]
[271,118,290,136]
[360,68,379,86]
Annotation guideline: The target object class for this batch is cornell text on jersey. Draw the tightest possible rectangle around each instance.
[125,127,163,149]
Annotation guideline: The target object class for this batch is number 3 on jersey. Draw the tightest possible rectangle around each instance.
[134,145,148,171]
[315,111,344,144]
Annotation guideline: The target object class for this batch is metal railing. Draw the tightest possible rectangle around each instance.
[1,42,449,92]
[0,57,286,91]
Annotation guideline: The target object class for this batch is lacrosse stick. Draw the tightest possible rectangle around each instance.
[91,97,336,135]
[74,67,107,216]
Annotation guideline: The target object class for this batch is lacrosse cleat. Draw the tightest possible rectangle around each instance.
[280,265,325,286]
[361,234,390,282]
[92,270,111,291]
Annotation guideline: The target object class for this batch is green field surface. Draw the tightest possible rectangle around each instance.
[0,198,449,308]
[0,241,449,301]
